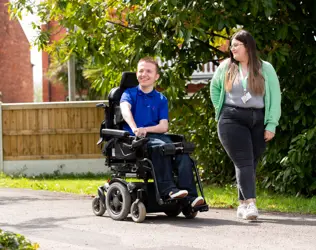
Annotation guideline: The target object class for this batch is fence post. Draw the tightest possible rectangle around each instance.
[0,102,3,173]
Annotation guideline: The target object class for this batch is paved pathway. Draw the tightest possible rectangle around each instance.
[0,188,315,250]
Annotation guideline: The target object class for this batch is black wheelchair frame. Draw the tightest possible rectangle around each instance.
[92,72,209,223]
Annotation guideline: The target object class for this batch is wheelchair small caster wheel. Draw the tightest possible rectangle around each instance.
[130,201,146,223]
[182,207,198,219]
[92,196,106,216]
[106,182,131,220]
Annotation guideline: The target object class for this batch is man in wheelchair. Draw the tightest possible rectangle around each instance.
[120,56,204,208]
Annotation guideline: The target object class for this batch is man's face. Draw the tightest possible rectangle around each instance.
[136,61,160,88]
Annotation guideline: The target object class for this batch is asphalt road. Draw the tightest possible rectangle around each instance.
[0,188,315,250]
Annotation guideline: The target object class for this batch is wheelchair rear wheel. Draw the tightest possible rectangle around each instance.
[130,201,146,223]
[92,196,106,216]
[106,182,131,220]
[182,207,198,219]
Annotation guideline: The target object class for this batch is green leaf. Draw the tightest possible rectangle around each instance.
[306,129,315,141]
[294,101,301,111]
[277,25,288,40]
[251,0,259,16]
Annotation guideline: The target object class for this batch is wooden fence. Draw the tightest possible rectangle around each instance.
[0,101,107,172]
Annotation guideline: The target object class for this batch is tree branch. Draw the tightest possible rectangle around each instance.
[191,37,228,57]
[105,20,138,31]
[206,31,230,40]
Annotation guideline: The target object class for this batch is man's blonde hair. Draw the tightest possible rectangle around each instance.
[138,57,159,73]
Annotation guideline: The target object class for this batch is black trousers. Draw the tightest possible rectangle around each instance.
[147,134,198,198]
[218,105,266,200]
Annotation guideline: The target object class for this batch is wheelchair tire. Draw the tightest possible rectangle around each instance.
[92,196,106,216]
[130,201,146,223]
[182,207,198,219]
[106,182,131,220]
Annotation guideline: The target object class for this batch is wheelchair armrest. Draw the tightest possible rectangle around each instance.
[96,103,107,108]
[102,129,130,138]
[164,133,185,142]
[182,142,195,154]
[159,142,195,155]
[160,143,176,155]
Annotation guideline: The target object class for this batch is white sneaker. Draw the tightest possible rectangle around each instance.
[244,202,259,220]
[169,189,188,199]
[191,196,204,208]
[236,204,247,219]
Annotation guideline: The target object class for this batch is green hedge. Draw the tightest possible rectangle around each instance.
[0,229,39,250]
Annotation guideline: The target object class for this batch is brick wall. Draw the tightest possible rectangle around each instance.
[0,0,33,103]
[42,22,68,102]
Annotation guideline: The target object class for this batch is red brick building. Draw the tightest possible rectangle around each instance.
[0,0,33,103]
[42,22,68,102]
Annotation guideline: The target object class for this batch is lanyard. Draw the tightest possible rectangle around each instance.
[238,64,249,92]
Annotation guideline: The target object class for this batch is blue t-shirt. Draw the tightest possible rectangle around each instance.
[120,86,169,135]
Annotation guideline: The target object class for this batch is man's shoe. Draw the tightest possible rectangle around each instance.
[169,189,188,199]
[244,202,259,220]
[236,204,247,219]
[191,196,204,207]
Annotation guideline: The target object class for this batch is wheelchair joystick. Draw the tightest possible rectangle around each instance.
[131,137,149,149]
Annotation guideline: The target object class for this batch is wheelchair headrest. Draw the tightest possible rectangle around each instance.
[120,72,139,90]
[108,72,139,102]
[108,87,123,102]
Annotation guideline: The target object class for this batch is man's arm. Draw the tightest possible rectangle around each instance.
[120,101,137,133]
[120,101,168,137]
[135,119,168,137]
[144,119,168,134]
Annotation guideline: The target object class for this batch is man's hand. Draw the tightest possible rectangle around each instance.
[264,130,275,142]
[133,127,147,137]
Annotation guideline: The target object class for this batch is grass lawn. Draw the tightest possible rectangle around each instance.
[0,173,315,215]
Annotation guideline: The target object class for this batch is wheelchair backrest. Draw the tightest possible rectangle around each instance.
[106,72,139,130]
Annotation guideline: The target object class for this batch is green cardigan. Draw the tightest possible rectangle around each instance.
[210,59,281,133]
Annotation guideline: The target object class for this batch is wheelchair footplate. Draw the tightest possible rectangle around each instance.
[163,196,187,204]
[161,196,209,213]
[192,203,209,213]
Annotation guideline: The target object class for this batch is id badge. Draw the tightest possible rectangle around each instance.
[241,92,252,103]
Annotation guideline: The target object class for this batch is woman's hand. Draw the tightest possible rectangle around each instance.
[264,130,275,142]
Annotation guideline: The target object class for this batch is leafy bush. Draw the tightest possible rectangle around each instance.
[0,229,39,250]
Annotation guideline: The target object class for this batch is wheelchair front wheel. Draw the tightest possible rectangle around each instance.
[92,196,106,216]
[130,201,146,223]
[106,182,131,220]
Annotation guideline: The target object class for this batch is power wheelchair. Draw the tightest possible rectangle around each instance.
[92,72,209,223]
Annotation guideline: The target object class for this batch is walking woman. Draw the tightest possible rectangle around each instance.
[210,30,281,220]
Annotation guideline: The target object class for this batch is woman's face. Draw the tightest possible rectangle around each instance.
[230,38,248,62]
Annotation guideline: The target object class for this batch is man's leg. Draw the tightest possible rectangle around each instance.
[174,154,204,207]
[147,134,187,198]
[174,154,197,197]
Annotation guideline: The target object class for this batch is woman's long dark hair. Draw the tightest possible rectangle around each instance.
[225,30,265,95]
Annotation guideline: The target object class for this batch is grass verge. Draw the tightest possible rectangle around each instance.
[0,173,315,215]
